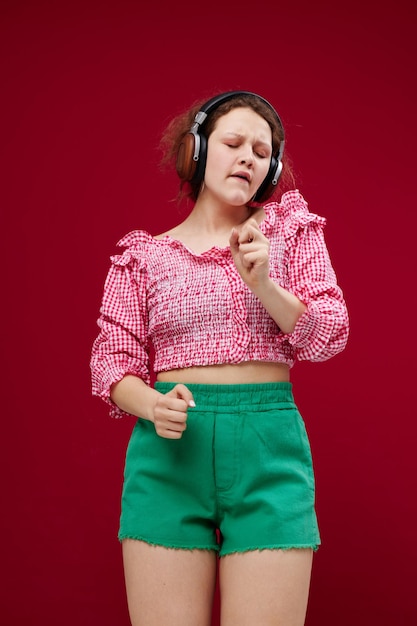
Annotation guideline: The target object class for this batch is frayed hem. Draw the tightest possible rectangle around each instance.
[219,543,320,557]
[118,534,219,553]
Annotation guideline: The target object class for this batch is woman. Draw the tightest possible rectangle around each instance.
[90,91,349,625]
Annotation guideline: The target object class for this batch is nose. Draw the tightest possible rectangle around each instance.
[238,146,254,166]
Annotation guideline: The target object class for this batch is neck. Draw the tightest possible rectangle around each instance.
[188,196,255,234]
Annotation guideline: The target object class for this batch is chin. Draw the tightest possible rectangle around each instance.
[205,183,252,207]
[223,191,253,206]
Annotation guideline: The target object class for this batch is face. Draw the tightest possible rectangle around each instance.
[203,107,272,206]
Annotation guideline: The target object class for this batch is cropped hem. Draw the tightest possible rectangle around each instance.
[118,533,219,553]
[117,534,319,555]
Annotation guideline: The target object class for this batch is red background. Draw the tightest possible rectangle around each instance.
[2,1,416,624]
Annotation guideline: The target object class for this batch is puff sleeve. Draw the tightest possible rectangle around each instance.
[90,233,150,418]
[280,191,349,362]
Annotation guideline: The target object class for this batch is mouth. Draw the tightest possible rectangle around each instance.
[230,171,251,183]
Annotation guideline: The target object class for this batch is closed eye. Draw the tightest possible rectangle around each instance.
[226,144,267,158]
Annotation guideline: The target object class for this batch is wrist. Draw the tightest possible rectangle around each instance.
[250,275,275,298]
[142,387,162,422]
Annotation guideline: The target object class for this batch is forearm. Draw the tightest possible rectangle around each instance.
[251,278,307,334]
[110,374,160,421]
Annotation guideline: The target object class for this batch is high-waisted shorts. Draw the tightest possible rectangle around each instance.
[118,382,321,556]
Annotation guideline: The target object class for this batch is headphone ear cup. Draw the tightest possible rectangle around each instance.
[176,132,198,181]
[253,157,283,203]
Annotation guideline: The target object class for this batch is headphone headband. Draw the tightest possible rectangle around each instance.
[192,90,285,159]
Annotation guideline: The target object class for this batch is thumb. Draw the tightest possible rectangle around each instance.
[169,383,196,408]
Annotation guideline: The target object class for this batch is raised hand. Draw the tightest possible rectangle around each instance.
[229,218,271,290]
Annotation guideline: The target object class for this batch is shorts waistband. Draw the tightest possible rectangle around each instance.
[154,381,295,411]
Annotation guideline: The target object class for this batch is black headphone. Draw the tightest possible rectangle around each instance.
[176,90,285,203]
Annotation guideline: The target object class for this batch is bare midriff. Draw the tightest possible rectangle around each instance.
[156,361,290,385]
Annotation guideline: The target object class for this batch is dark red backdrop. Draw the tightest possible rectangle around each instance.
[2,1,416,624]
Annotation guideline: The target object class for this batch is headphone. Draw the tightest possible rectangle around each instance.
[176,90,285,203]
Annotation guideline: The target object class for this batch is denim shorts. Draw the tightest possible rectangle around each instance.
[118,382,321,556]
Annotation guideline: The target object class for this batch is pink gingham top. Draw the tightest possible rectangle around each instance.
[91,190,349,417]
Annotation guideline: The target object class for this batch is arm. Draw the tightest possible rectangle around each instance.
[90,240,195,436]
[230,219,306,333]
[282,216,349,361]
[110,374,161,421]
[111,375,195,439]
[90,246,150,418]
[229,208,349,362]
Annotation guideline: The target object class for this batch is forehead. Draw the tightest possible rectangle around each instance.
[213,107,272,142]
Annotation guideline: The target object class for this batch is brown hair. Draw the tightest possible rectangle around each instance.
[159,93,296,203]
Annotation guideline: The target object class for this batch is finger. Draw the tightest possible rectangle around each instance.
[229,228,240,252]
[239,224,261,244]
[154,410,188,437]
[237,240,261,253]
[155,410,188,428]
[245,220,260,241]
[157,428,185,440]
[155,421,187,439]
[163,397,191,413]
[154,398,190,423]
[167,416,188,430]
[154,398,188,425]
[167,383,196,408]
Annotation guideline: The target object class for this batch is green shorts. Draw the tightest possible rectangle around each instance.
[118,382,321,556]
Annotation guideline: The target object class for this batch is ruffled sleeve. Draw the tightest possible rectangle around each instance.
[90,231,150,418]
[279,190,349,362]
